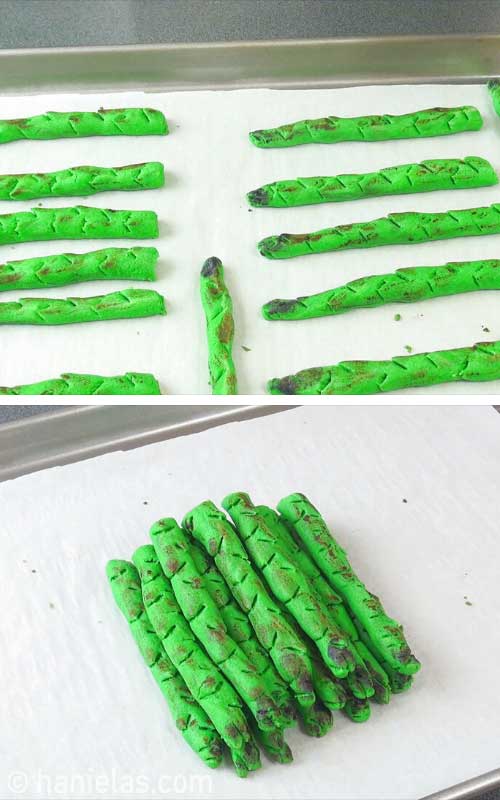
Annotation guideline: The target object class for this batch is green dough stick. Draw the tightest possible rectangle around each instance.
[267,339,500,395]
[343,694,371,723]
[188,537,296,729]
[251,724,293,764]
[354,641,391,704]
[249,105,482,148]
[150,518,285,732]
[248,157,496,208]
[0,163,165,202]
[0,247,158,292]
[488,80,500,117]
[255,506,374,701]
[132,545,260,778]
[0,288,165,325]
[257,203,500,260]
[106,560,223,769]
[298,701,334,738]
[0,107,168,145]
[352,618,411,695]
[262,258,500,321]
[278,493,420,676]
[254,559,346,712]
[200,257,237,395]
[183,501,315,707]
[0,371,161,395]
[0,205,158,246]
[223,492,356,680]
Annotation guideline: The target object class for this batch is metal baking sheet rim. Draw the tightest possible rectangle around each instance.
[0,404,294,482]
[1,34,500,94]
[0,403,498,800]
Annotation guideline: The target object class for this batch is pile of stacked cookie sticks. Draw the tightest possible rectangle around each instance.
[107,492,420,776]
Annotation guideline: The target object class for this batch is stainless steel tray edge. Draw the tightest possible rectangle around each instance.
[0,404,293,481]
[1,35,500,94]
[421,767,500,800]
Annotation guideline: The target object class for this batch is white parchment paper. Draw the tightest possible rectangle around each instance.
[1,84,500,394]
[1,405,500,798]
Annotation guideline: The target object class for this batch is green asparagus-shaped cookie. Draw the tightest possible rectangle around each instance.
[488,80,500,117]
[262,258,500,321]
[343,694,371,723]
[0,371,161,395]
[267,339,500,395]
[251,724,293,764]
[106,560,223,768]
[248,157,496,208]
[0,107,168,145]
[0,163,165,202]
[150,518,286,731]
[0,247,158,292]
[200,257,237,395]
[0,288,165,325]
[249,105,482,148]
[183,501,315,707]
[258,203,500,260]
[223,492,356,680]
[298,701,334,738]
[132,545,260,778]
[278,493,420,676]
[188,537,296,728]
[255,506,375,701]
[0,205,158,246]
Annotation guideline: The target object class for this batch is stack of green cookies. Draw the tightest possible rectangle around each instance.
[107,492,420,777]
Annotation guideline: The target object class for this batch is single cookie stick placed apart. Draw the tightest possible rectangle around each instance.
[0,107,168,145]
[248,157,497,208]
[188,536,297,728]
[133,545,260,778]
[278,493,420,676]
[106,560,223,769]
[258,203,500,260]
[0,205,158,246]
[0,288,165,325]
[0,372,161,395]
[0,247,158,293]
[262,258,500,321]
[200,257,237,394]
[183,501,315,707]
[267,339,500,395]
[150,518,286,731]
[0,163,165,202]
[249,105,482,148]
[223,492,357,680]
[488,80,500,117]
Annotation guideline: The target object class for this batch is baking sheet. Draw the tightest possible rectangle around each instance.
[1,84,500,395]
[1,405,500,799]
